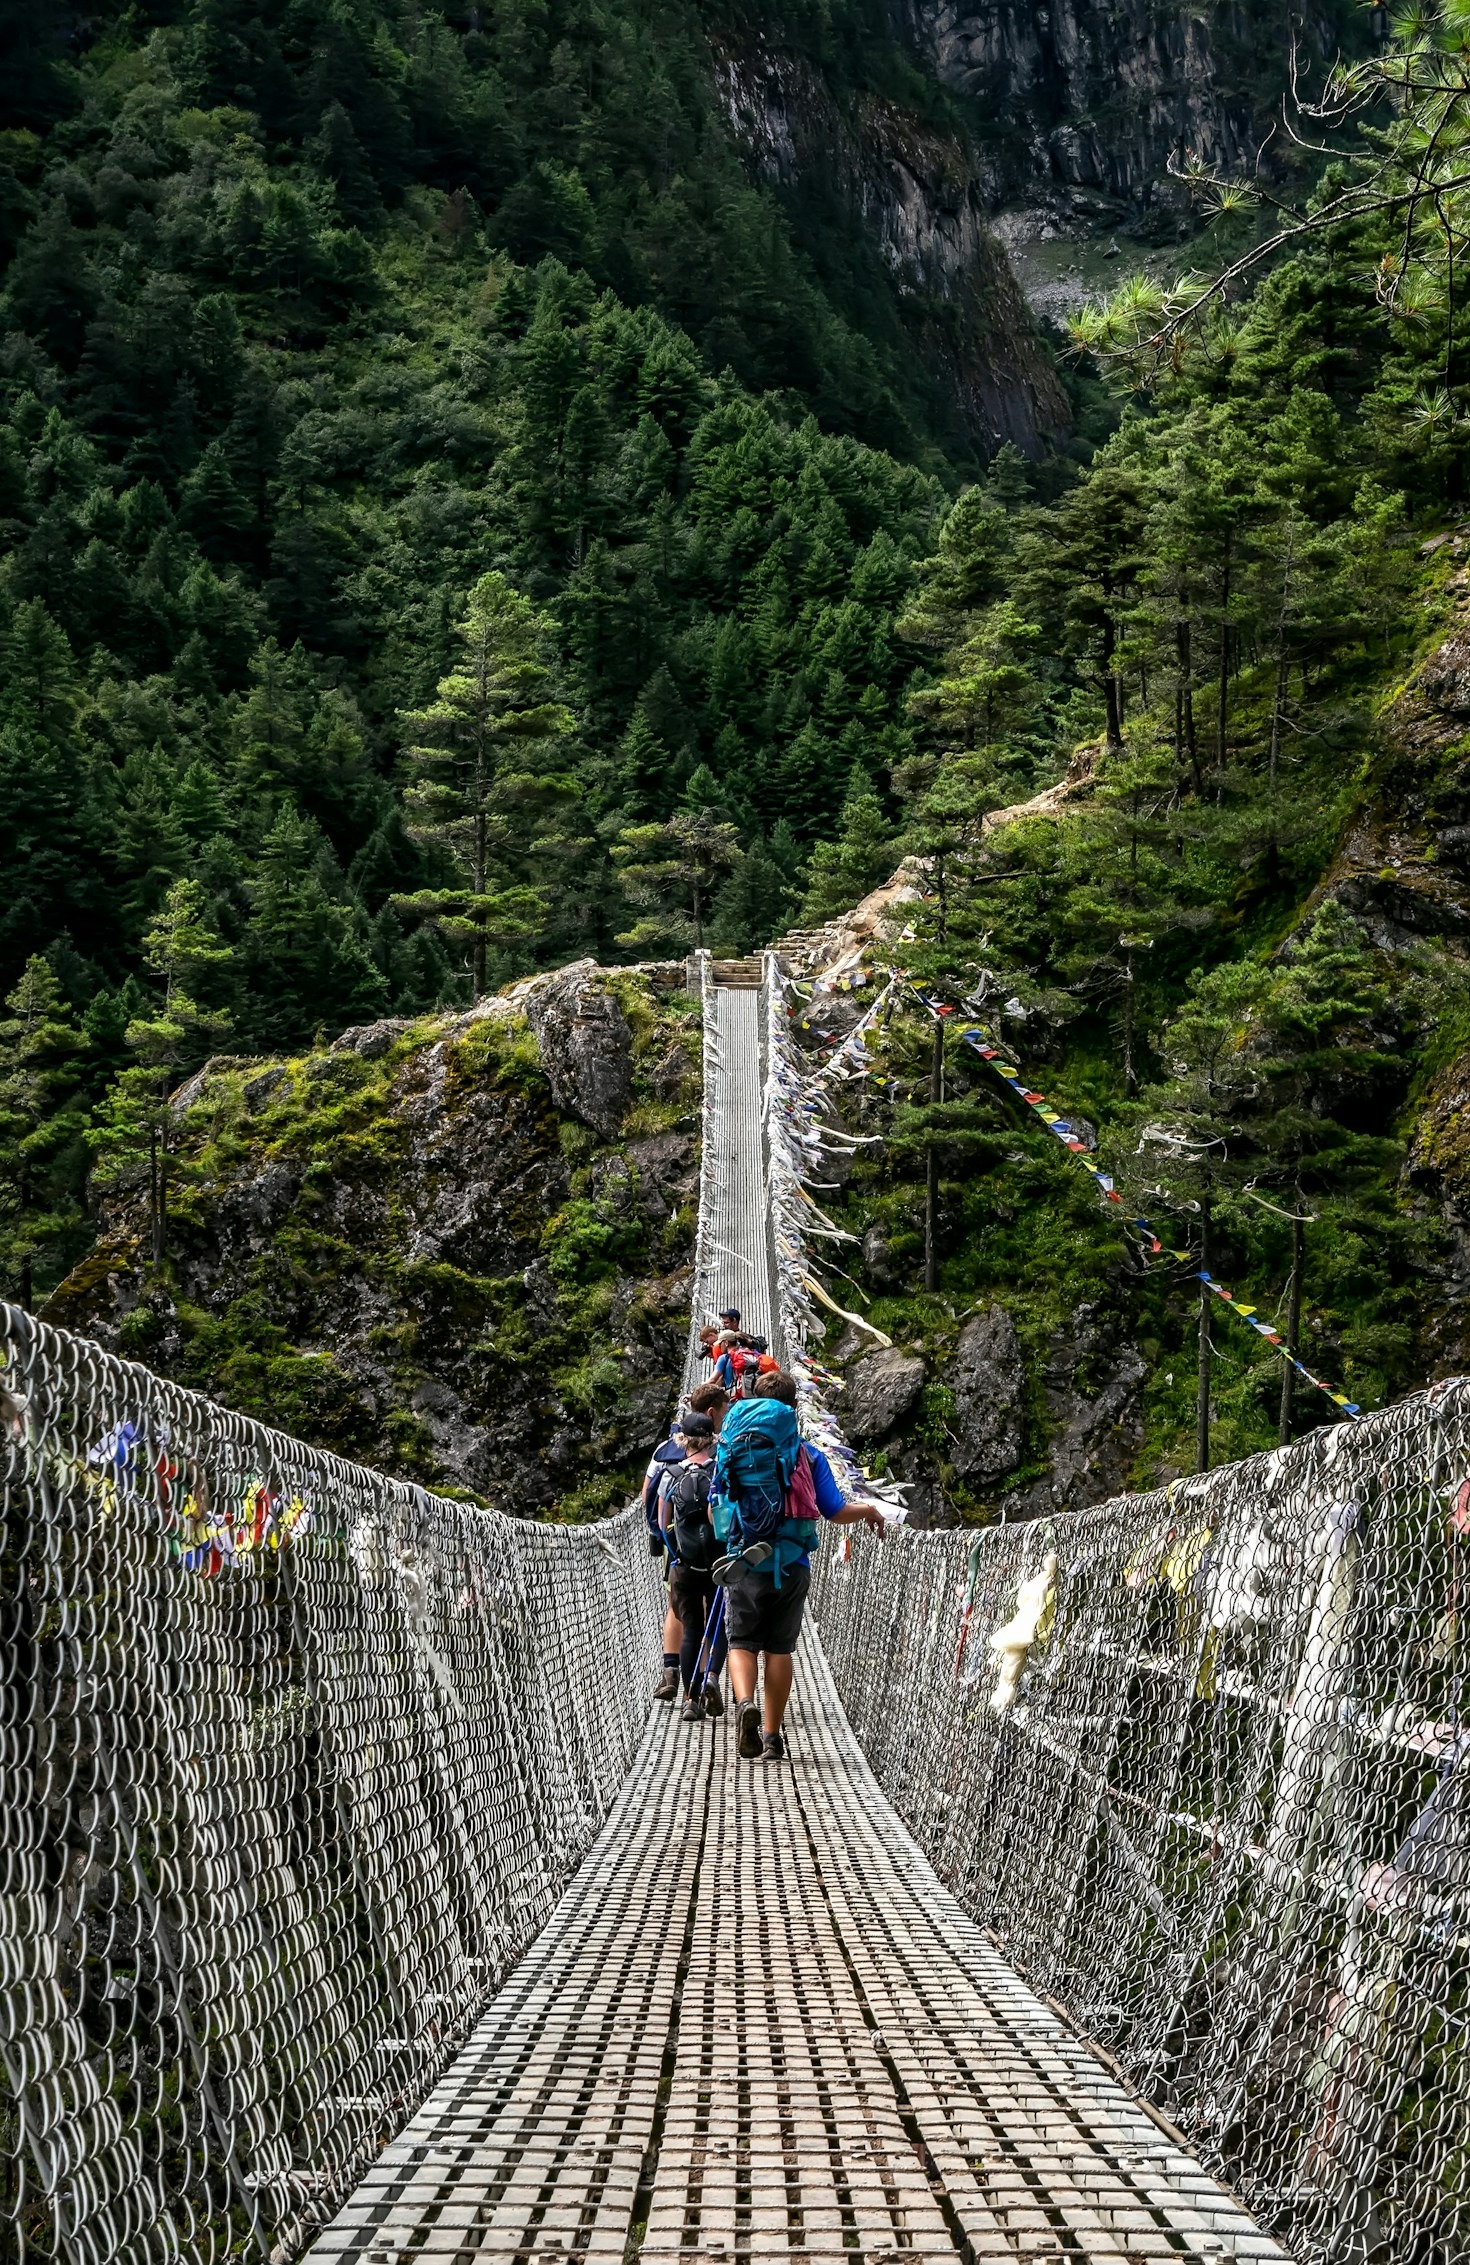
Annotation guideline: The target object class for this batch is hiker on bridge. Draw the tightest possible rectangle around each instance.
[656,1409,729,1722]
[715,1370,885,1763]
[700,1306,778,1399]
[646,1380,730,1701]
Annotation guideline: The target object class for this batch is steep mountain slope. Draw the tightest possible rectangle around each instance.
[904,0,1364,222]
[773,534,1470,1516]
[709,25,1070,456]
[44,964,699,1513]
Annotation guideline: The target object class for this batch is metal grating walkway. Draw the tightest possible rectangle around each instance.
[303,979,1285,2265]
[700,986,778,1358]
[304,1647,1285,2263]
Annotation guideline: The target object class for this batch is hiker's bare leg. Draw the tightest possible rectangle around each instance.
[663,1601,682,1653]
[762,1653,794,1734]
[729,1645,758,1704]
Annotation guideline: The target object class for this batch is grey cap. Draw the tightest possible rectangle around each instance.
[676,1411,715,1442]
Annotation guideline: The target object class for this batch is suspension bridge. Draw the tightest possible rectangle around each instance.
[3,958,1465,2265]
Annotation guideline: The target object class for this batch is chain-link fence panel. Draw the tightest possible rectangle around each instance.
[811,1393,1470,2265]
[0,1303,661,2265]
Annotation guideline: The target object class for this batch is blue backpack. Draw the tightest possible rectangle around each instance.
[712,1399,818,1585]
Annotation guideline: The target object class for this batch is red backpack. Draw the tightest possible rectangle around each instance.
[730,1346,765,1397]
[785,1444,817,1520]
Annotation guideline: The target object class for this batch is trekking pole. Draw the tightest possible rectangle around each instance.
[692,1589,726,1697]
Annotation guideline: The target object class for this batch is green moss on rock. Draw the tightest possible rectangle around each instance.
[45,979,699,1516]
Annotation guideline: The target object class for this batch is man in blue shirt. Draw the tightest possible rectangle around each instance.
[724,1371,885,1763]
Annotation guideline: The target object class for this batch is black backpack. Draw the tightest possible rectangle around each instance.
[668,1460,716,1571]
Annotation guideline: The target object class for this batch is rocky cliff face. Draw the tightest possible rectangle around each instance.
[711,3,1355,452]
[711,1,1349,450]
[826,1298,1145,1526]
[903,0,1360,224]
[711,35,1070,455]
[44,965,701,1518]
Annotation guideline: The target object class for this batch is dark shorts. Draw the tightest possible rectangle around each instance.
[722,1561,811,1656]
[669,1563,718,1627]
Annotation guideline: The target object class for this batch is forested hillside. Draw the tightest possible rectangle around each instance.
[0,0,975,1304]
[8,0,1470,1494]
[791,11,1470,1492]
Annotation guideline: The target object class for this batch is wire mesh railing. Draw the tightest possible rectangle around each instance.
[0,1302,660,2265]
[811,1392,1470,2265]
[760,956,1470,2261]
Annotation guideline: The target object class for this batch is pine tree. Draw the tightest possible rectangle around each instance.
[92,880,233,1268]
[0,957,90,1307]
[5,600,79,738]
[614,709,671,823]
[396,572,574,996]
[708,823,804,951]
[898,489,1013,652]
[799,769,895,924]
[908,600,1044,761]
[613,809,742,952]
[1017,463,1147,752]
[179,441,254,557]
[244,806,390,1046]
[306,102,386,230]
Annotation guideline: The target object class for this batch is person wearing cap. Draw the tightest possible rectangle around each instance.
[658,1409,728,1722]
[644,1382,730,1699]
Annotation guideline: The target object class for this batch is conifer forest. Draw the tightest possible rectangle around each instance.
[10,0,1470,1505]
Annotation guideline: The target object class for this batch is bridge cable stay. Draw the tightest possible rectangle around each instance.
[0,956,1454,2263]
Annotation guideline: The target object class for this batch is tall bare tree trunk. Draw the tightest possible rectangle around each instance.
[1122,949,1137,1098]
[924,1019,943,1293]
[1279,1207,1305,1446]
[1177,617,1201,794]
[1196,1185,1212,1474]
[1215,539,1232,783]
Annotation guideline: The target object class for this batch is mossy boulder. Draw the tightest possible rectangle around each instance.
[45,975,701,1516]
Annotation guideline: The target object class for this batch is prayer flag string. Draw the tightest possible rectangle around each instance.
[902,984,1363,1419]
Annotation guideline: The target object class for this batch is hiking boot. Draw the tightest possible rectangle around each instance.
[762,1730,786,1764]
[735,1700,763,1759]
[653,1667,679,1702]
[703,1683,725,1720]
[680,1696,704,1724]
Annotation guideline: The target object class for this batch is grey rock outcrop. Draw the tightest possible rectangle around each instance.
[45,973,697,1516]
[523,960,633,1140]
[843,1347,927,1442]
[948,1305,1024,1481]
[1002,1305,1146,1518]
[330,1016,415,1060]
[905,0,1355,221]
[711,39,1068,455]
[862,1222,897,1288]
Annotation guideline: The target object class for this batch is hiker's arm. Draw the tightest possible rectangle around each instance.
[807,1448,883,1536]
[827,1500,885,1537]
